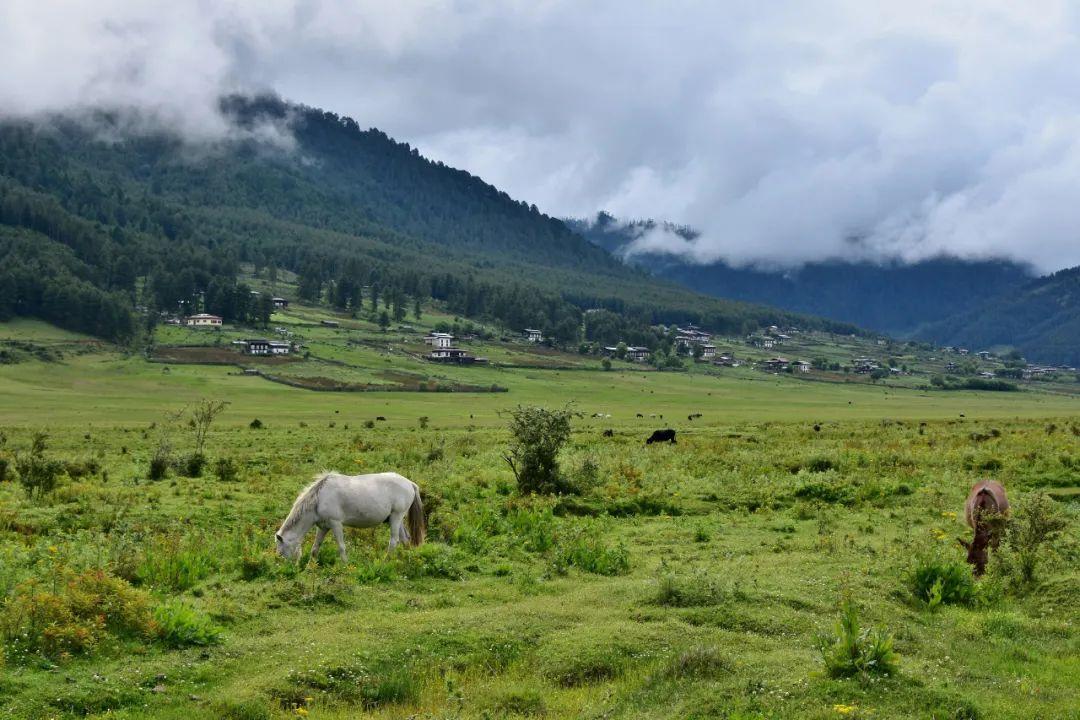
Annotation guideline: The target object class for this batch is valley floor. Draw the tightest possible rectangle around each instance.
[0,322,1078,719]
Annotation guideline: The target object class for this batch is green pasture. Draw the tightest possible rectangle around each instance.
[0,320,1078,719]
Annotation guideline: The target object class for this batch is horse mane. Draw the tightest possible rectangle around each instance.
[280,471,333,533]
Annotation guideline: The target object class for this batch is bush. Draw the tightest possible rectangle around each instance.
[0,569,157,661]
[0,456,9,482]
[910,555,976,608]
[215,456,240,483]
[503,404,577,494]
[15,432,64,499]
[153,601,221,648]
[178,452,207,478]
[818,601,899,678]
[249,418,263,429]
[148,441,171,481]
[996,493,1068,589]
[418,416,429,429]
[551,529,629,576]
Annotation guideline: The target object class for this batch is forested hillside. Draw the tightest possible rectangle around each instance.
[918,266,1080,366]
[0,96,858,344]
[568,213,1034,336]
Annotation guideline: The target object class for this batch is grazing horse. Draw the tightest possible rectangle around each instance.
[275,471,425,562]
[959,479,1010,576]
[646,428,677,445]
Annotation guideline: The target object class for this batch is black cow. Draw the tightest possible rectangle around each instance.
[376,416,387,421]
[646,428,677,445]
[602,429,614,437]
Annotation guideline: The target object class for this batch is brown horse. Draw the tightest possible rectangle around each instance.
[959,480,1010,576]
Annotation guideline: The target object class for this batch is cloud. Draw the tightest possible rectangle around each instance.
[3,1,1080,271]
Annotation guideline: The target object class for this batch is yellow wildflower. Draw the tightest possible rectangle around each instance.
[834,704,856,715]
[295,708,309,717]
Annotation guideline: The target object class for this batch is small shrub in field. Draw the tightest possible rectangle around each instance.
[215,456,239,482]
[15,432,64,499]
[818,601,898,678]
[793,480,853,505]
[503,404,578,494]
[910,555,976,608]
[364,419,376,429]
[418,416,429,429]
[551,530,629,576]
[249,418,263,429]
[996,493,1068,589]
[148,442,171,481]
[153,601,221,648]
[508,506,556,552]
[0,456,9,482]
[355,556,398,584]
[0,569,156,661]
[177,452,207,478]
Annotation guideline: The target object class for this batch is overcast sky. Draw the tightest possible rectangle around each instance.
[4,1,1080,272]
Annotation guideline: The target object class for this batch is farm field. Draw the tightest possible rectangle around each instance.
[0,320,1079,719]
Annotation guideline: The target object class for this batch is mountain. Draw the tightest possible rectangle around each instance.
[917,266,1080,366]
[0,96,860,345]
[567,213,1035,336]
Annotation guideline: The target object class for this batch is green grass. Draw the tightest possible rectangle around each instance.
[0,320,1078,719]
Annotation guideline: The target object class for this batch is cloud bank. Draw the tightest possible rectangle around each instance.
[3,1,1080,272]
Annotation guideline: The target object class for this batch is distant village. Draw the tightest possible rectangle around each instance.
[160,295,1075,382]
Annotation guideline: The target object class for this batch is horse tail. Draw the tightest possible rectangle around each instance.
[407,482,426,547]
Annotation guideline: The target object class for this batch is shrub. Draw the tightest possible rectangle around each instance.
[355,556,398,584]
[0,456,8,482]
[910,555,976,608]
[178,452,207,478]
[0,569,156,661]
[148,440,171,481]
[153,601,221,648]
[508,506,557,553]
[418,416,429,429]
[15,432,64,499]
[249,418,263,429]
[997,493,1068,588]
[818,601,899,678]
[364,419,376,429]
[551,530,629,576]
[503,404,577,494]
[215,456,239,483]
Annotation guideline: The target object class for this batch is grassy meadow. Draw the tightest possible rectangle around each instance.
[1,318,1079,719]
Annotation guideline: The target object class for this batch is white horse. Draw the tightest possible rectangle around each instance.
[275,471,426,562]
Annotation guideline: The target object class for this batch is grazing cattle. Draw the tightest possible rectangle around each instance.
[376,416,387,421]
[646,428,677,445]
[636,413,644,418]
[688,413,702,421]
[813,424,821,432]
[602,429,614,437]
[959,480,1010,576]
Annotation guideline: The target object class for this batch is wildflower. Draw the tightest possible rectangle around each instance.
[48,546,58,554]
[834,704,857,715]
[295,707,308,717]
[940,511,957,519]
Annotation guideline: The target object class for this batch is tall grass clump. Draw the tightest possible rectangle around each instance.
[909,554,976,608]
[818,601,899,678]
[152,601,221,648]
[134,538,216,591]
[551,525,629,576]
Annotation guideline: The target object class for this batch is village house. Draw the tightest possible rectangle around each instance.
[675,325,712,350]
[761,357,789,372]
[976,351,992,360]
[185,313,223,328]
[699,344,716,359]
[793,360,812,373]
[428,347,487,364]
[425,332,454,349]
[272,297,289,309]
[268,341,291,355]
[243,339,271,355]
[956,348,969,355]
[320,320,340,328]
[625,346,651,362]
[852,357,879,374]
[713,353,739,367]
[524,328,543,343]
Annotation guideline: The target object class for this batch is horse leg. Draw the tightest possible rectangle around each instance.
[309,526,328,563]
[388,512,404,552]
[330,521,348,563]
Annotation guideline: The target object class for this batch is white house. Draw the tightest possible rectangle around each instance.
[524,328,543,343]
[700,344,717,359]
[425,332,454,349]
[793,360,812,373]
[272,297,289,309]
[186,313,222,328]
[268,341,291,355]
[244,339,271,355]
[626,346,651,362]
